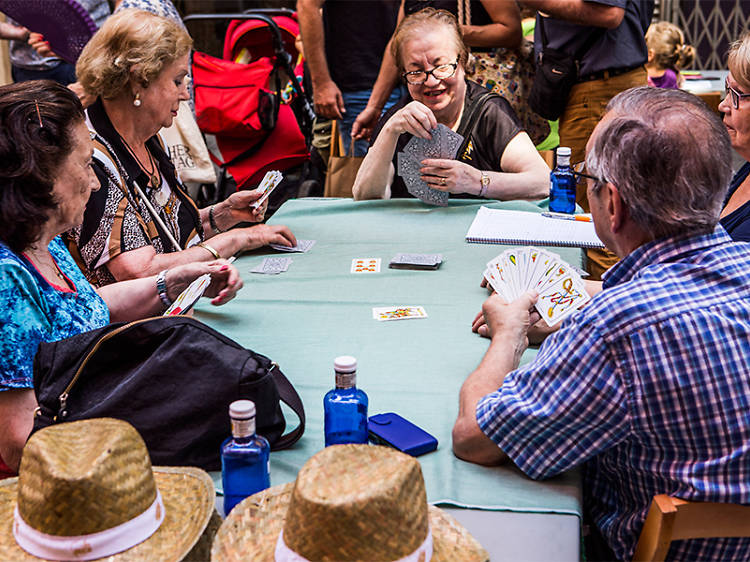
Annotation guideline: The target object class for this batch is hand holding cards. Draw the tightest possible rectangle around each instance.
[250,170,283,210]
[484,247,590,326]
[396,124,463,206]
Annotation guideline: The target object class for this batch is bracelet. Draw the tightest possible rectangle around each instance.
[198,241,221,260]
[478,171,490,198]
[209,204,224,234]
[156,269,172,308]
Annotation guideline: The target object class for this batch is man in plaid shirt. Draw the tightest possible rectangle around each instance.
[453,87,750,561]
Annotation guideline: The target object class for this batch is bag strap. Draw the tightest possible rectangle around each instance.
[455,90,497,157]
[268,363,306,450]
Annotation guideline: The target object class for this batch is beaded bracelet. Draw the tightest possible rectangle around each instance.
[156,269,172,308]
[209,205,224,234]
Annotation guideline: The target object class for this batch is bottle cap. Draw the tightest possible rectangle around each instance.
[334,355,357,373]
[556,147,571,157]
[229,399,255,419]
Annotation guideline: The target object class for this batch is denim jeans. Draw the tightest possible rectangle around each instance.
[339,86,406,157]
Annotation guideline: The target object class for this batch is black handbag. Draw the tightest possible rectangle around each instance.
[528,18,605,121]
[32,316,305,471]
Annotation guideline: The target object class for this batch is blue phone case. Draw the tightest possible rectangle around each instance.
[368,413,438,457]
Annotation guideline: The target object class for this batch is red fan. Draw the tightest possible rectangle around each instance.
[0,0,97,65]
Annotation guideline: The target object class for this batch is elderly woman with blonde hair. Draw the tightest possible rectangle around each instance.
[352,8,549,202]
[69,9,297,286]
[719,32,750,243]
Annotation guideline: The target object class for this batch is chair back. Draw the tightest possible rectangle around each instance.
[632,494,750,561]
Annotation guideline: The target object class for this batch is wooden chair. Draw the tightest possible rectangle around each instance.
[632,494,750,561]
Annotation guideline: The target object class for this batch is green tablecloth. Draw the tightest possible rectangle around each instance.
[196,198,582,517]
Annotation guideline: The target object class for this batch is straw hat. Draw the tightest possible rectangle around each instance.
[0,418,217,561]
[211,444,489,561]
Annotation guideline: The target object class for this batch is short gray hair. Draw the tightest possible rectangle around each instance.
[585,86,731,240]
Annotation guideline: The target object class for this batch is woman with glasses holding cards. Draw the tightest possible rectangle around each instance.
[718,32,750,243]
[353,8,549,202]
[0,81,243,476]
[67,9,296,287]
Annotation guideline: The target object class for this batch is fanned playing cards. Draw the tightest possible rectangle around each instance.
[396,124,463,206]
[484,247,590,326]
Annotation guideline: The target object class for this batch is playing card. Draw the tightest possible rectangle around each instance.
[351,258,381,273]
[250,170,283,209]
[163,273,211,316]
[397,152,449,207]
[404,128,443,161]
[535,274,590,326]
[389,253,442,270]
[251,256,292,274]
[269,239,316,253]
[372,306,428,321]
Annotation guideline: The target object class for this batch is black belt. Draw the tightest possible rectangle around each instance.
[578,64,643,83]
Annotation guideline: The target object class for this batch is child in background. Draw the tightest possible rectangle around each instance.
[645,21,696,89]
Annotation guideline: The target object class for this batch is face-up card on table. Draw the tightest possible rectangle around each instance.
[351,258,381,273]
[269,239,316,253]
[372,306,428,321]
[389,253,443,270]
[163,273,211,316]
[251,256,292,274]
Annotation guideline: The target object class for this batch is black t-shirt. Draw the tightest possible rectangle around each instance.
[370,80,522,198]
[322,0,400,92]
[404,0,491,26]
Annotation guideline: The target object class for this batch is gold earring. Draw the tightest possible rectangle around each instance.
[133,92,141,107]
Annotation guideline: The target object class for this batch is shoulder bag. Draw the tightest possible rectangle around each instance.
[32,316,305,471]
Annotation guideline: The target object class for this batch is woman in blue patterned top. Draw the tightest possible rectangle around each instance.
[0,81,243,476]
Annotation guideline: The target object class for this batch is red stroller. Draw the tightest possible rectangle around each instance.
[187,9,315,208]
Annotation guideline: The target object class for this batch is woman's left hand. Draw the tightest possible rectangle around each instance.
[223,188,269,224]
[169,260,243,306]
[419,158,481,194]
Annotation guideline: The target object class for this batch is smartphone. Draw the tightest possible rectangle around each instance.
[368,413,438,457]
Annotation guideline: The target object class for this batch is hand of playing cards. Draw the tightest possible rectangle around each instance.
[397,124,464,206]
[251,170,283,210]
[484,247,590,326]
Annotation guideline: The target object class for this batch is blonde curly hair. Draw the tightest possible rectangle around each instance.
[646,21,695,73]
[728,31,750,92]
[76,8,192,99]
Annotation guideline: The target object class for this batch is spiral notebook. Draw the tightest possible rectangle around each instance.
[465,207,605,248]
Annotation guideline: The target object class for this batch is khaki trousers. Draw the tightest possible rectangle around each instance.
[558,66,648,278]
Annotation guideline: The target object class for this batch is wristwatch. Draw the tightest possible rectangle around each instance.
[479,172,490,198]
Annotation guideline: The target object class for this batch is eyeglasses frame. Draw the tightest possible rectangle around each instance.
[402,59,460,86]
[725,79,750,110]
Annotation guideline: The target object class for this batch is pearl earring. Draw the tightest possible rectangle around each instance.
[133,93,141,107]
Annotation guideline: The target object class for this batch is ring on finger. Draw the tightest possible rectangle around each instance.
[440,177,446,186]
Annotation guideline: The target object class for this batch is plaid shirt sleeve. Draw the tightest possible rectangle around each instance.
[477,313,632,480]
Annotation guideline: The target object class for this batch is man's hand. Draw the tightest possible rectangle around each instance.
[313,79,345,120]
[352,105,382,141]
[479,292,539,363]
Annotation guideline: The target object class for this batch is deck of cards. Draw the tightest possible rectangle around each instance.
[373,306,428,321]
[251,256,292,274]
[396,124,464,206]
[484,247,590,327]
[251,170,283,210]
[389,253,443,270]
[269,239,316,253]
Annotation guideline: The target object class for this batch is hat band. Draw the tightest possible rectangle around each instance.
[273,526,433,562]
[13,491,164,561]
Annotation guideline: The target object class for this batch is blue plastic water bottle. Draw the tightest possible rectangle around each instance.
[549,146,576,214]
[324,356,369,446]
[221,399,270,516]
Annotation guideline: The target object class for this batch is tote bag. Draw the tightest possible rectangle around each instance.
[323,120,362,198]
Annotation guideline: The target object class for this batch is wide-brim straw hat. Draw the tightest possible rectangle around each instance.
[212,444,489,561]
[0,418,217,561]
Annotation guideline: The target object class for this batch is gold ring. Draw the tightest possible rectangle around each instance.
[440,177,446,186]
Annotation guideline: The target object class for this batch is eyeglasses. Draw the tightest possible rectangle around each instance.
[402,60,459,85]
[725,79,750,109]
[573,161,606,184]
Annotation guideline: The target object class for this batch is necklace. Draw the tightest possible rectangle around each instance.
[118,134,161,190]
[26,247,67,285]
